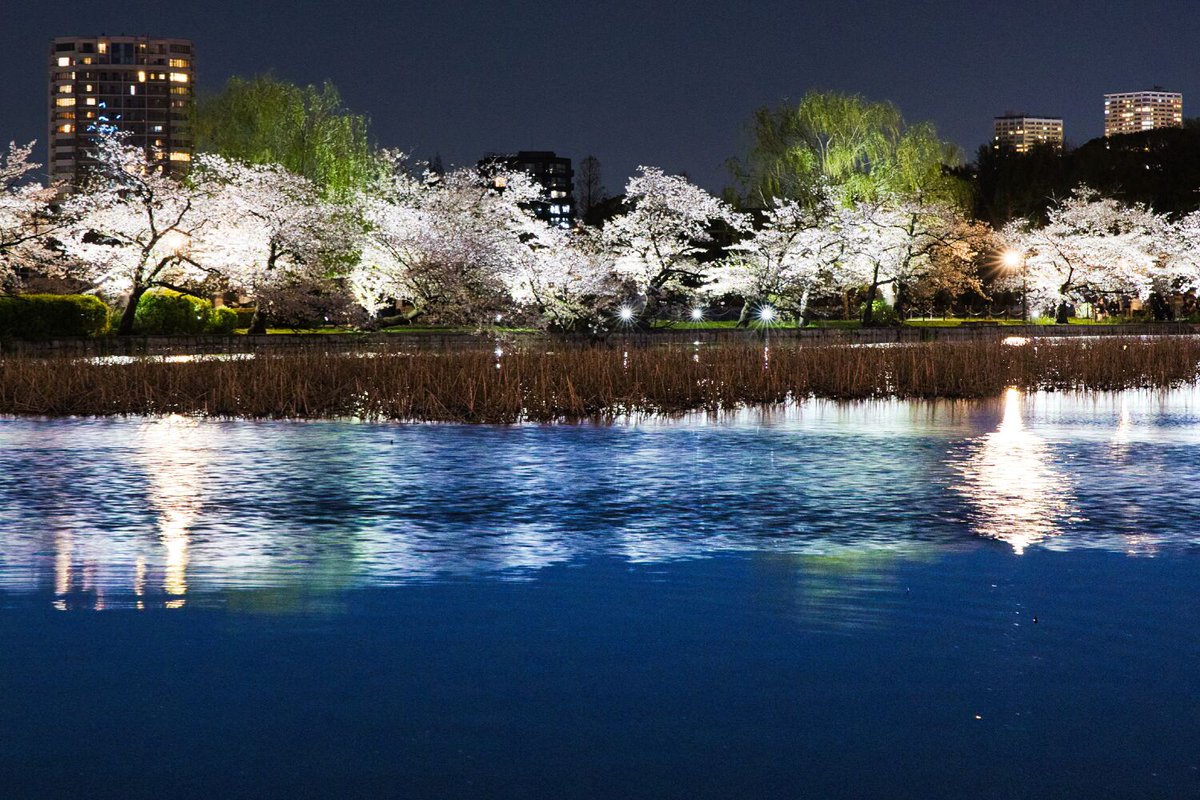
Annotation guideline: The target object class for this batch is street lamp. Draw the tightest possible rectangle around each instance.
[1002,249,1028,322]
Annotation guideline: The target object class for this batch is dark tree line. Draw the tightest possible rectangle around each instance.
[974,123,1200,226]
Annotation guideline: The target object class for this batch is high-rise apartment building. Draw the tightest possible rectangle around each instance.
[992,115,1064,154]
[480,151,575,228]
[48,35,194,182]
[1103,89,1183,137]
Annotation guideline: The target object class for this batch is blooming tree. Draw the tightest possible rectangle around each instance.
[56,137,220,334]
[351,154,548,326]
[191,154,355,332]
[1001,189,1165,321]
[706,191,845,325]
[0,141,69,287]
[602,167,743,321]
[838,192,980,324]
[503,224,623,332]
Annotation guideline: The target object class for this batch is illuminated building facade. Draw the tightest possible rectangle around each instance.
[480,151,575,228]
[48,35,194,182]
[1103,90,1183,137]
[992,115,1064,154]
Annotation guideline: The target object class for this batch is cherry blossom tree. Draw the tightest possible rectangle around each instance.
[191,154,355,332]
[55,137,220,334]
[351,154,547,327]
[1001,189,1165,322]
[602,167,744,322]
[837,193,980,325]
[0,141,68,287]
[503,225,623,332]
[706,191,845,325]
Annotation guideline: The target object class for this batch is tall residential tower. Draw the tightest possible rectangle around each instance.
[1104,89,1183,137]
[48,35,195,182]
[992,114,1064,154]
[480,151,575,228]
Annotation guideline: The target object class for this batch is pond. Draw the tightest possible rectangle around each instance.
[1,390,1198,798]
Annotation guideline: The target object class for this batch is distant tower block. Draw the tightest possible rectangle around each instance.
[48,35,195,183]
[1104,89,1183,137]
[992,114,1064,154]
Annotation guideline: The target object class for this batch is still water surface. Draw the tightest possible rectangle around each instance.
[1,390,1198,798]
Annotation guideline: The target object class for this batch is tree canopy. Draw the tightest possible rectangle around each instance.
[730,91,968,211]
[194,75,376,199]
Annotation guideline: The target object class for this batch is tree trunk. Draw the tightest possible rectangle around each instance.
[248,306,268,335]
[117,285,147,336]
[735,301,751,328]
[796,287,811,328]
[861,264,882,326]
[1055,301,1070,325]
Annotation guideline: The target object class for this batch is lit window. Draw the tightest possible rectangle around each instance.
[58,84,72,93]
[55,98,76,107]
[169,58,189,68]
[138,70,147,82]
[130,85,136,95]
[169,151,191,162]
[97,41,107,54]
[58,123,73,133]
[81,57,93,65]
[85,97,96,106]
[169,72,188,83]
[85,84,93,92]
[57,56,71,67]
[152,125,164,133]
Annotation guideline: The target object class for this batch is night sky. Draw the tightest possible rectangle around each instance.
[4,1,1200,191]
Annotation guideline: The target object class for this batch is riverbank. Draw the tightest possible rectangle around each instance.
[3,336,1199,421]
[2,321,1199,358]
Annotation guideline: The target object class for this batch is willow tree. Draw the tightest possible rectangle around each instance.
[730,91,967,210]
[194,75,376,199]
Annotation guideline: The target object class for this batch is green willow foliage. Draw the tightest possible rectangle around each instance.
[731,90,968,210]
[194,75,376,199]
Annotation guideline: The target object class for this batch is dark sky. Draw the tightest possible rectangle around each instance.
[4,1,1200,191]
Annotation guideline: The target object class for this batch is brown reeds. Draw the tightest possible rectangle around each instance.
[1,337,1198,422]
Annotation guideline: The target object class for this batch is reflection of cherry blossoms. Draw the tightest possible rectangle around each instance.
[952,388,1078,554]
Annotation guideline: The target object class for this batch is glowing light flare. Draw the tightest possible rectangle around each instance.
[757,305,777,324]
[158,229,190,255]
[617,306,635,324]
[690,307,704,321]
[1001,249,1023,270]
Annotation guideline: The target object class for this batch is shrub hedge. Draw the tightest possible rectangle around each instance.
[209,306,239,335]
[0,294,109,339]
[134,290,238,335]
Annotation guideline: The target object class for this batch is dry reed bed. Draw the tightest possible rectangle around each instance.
[1,337,1198,422]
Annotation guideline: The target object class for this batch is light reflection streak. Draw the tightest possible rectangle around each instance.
[2,389,1199,613]
[951,388,1077,554]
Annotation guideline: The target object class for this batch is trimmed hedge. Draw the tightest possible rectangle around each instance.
[0,294,109,339]
[209,306,239,335]
[132,290,237,335]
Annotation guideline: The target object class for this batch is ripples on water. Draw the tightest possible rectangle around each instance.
[1,389,1199,611]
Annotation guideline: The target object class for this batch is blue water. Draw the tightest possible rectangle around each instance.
[1,390,1199,799]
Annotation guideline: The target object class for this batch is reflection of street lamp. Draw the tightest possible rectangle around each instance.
[1002,249,1027,322]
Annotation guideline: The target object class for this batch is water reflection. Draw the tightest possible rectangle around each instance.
[951,388,1078,554]
[1,389,1199,611]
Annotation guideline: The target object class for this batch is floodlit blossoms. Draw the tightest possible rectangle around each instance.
[55,137,220,334]
[1002,189,1168,317]
[191,154,354,332]
[12,133,1200,331]
[350,153,550,326]
[0,141,74,286]
[602,167,745,319]
[706,193,843,323]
